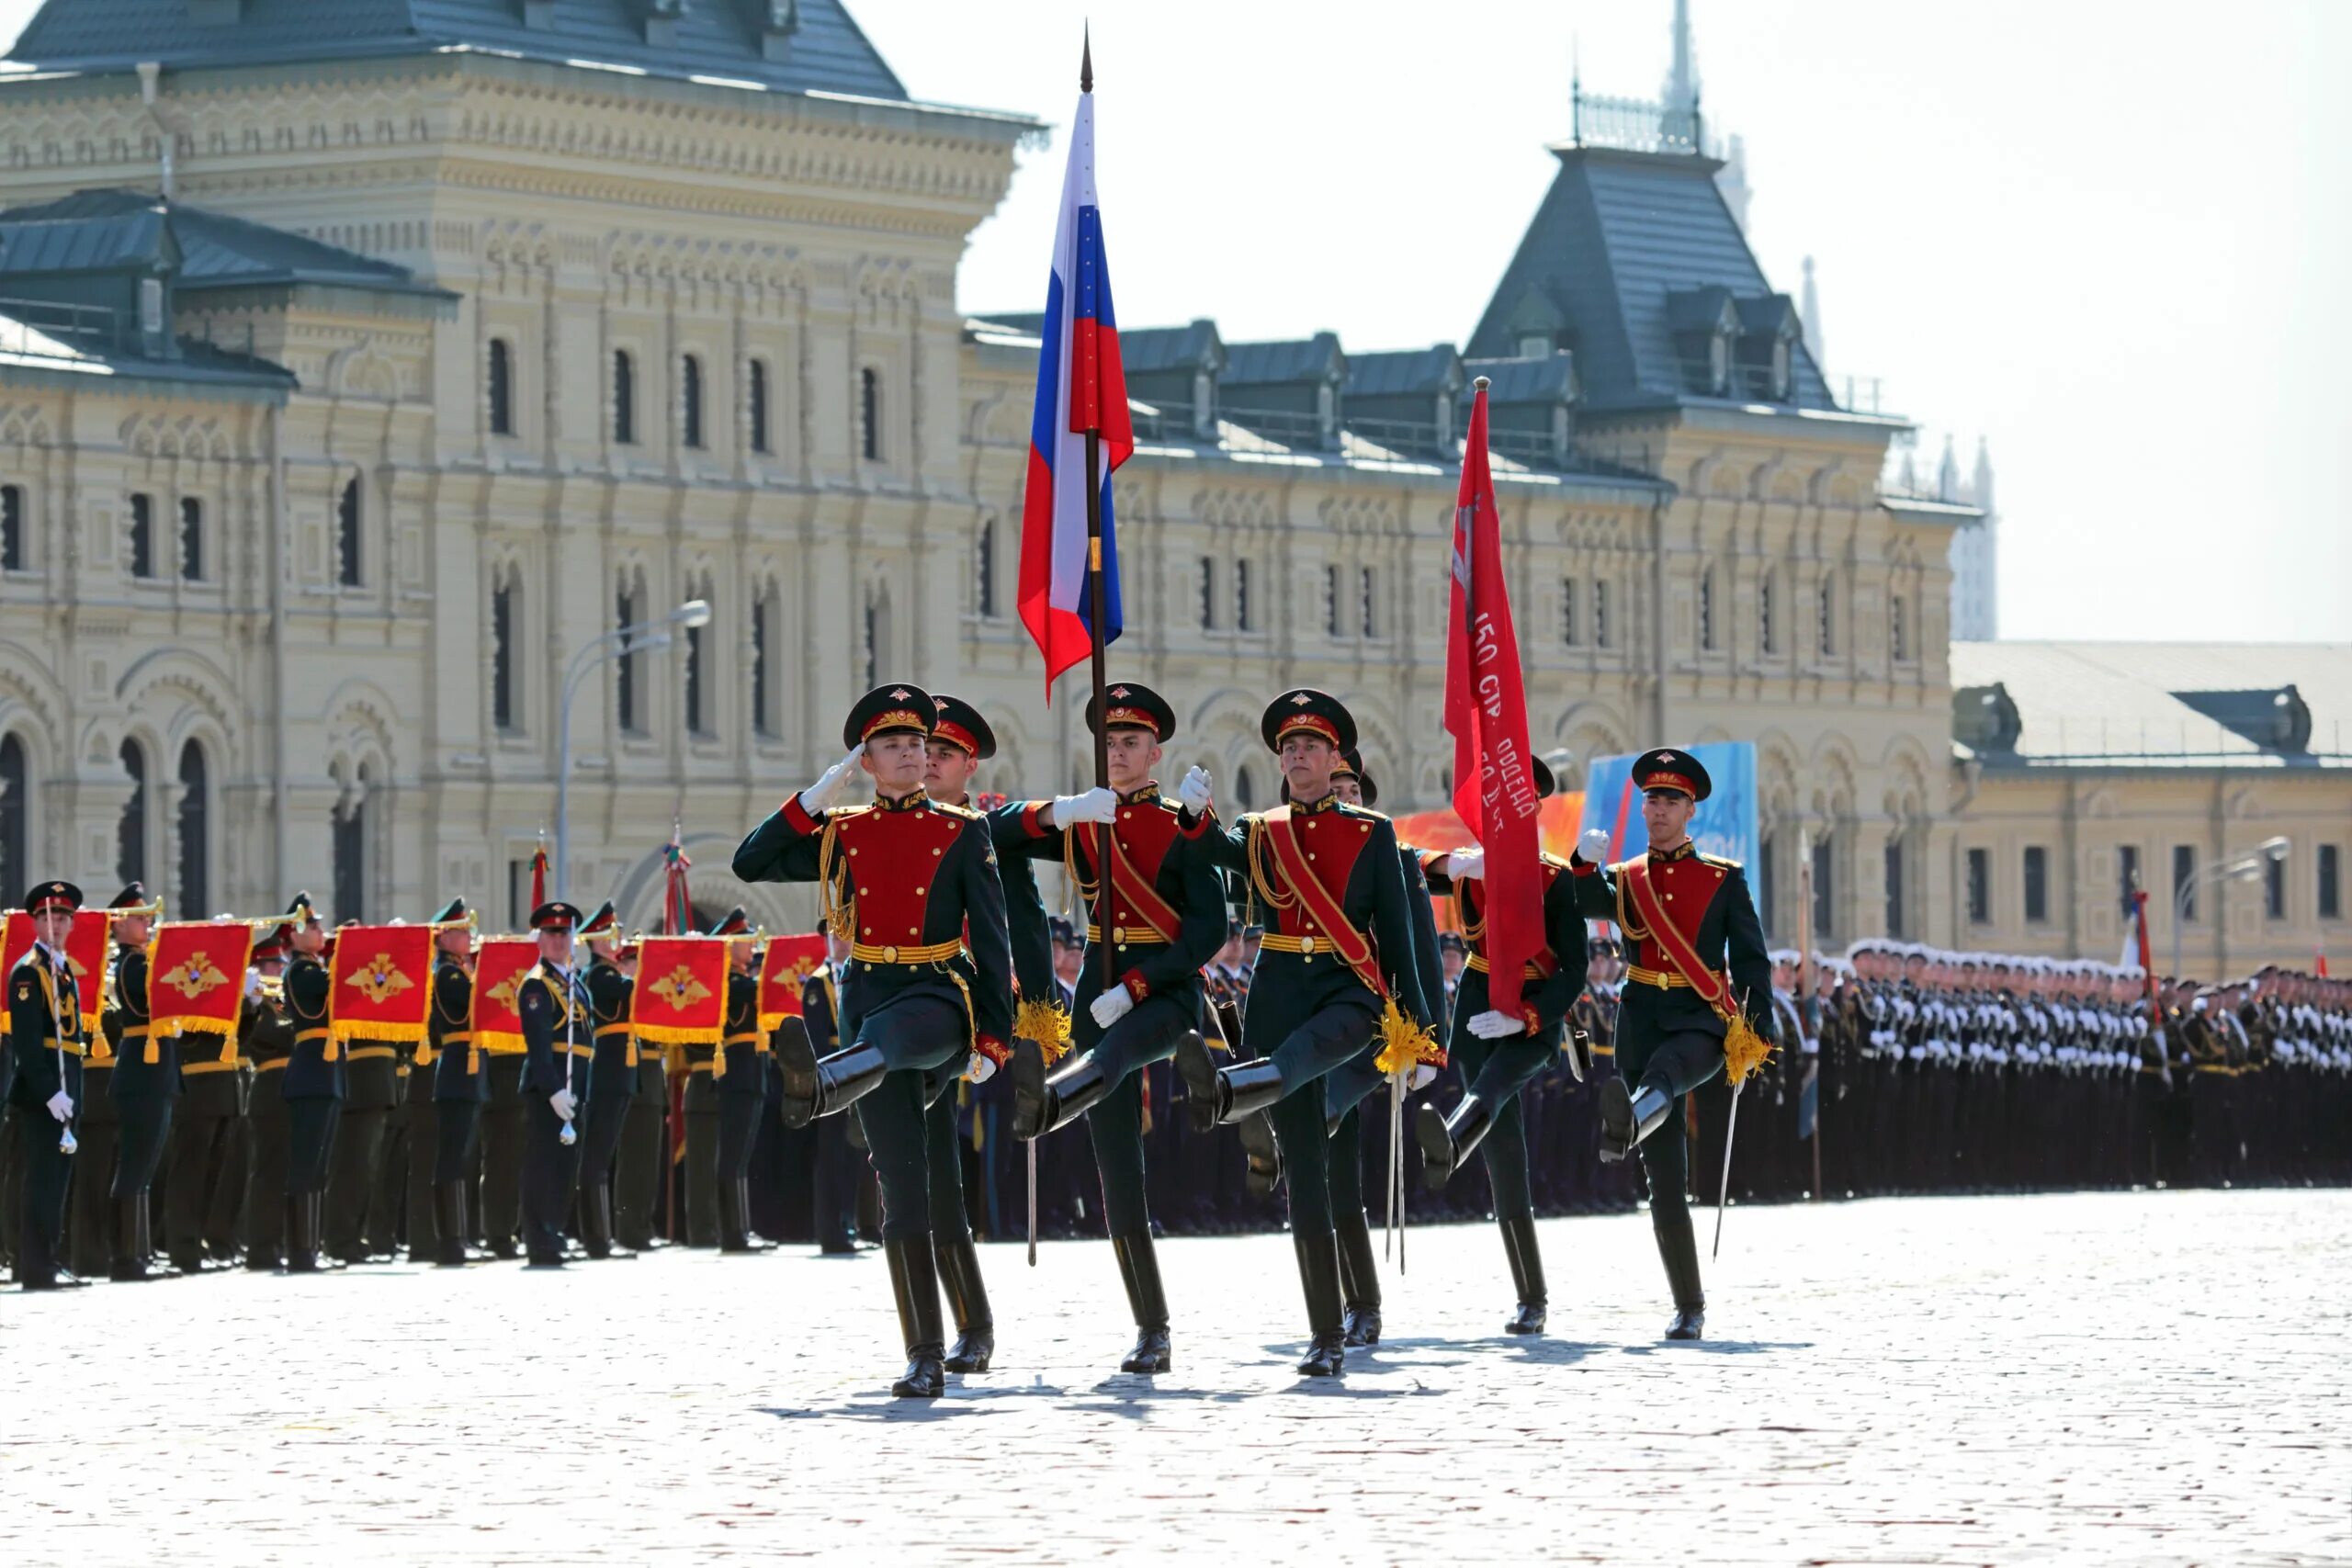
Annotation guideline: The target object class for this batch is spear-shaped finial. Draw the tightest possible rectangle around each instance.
[1080,23,1092,93]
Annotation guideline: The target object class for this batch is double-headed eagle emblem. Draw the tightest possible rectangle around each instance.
[645,964,713,1014]
[157,954,232,1001]
[344,953,416,1007]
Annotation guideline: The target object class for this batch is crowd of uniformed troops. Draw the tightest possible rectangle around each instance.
[10,682,2350,1395]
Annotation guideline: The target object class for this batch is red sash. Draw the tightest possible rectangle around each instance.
[1620,856,1730,1011]
[1259,807,1388,1002]
[1079,820,1183,943]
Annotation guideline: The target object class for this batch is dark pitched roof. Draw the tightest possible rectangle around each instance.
[1117,320,1224,377]
[0,299,293,393]
[1467,146,1835,412]
[1465,353,1577,405]
[0,188,448,299]
[1345,344,1461,399]
[6,0,906,101]
[1222,333,1342,387]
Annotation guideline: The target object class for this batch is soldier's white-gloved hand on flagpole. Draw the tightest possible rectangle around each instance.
[46,1090,74,1122]
[1048,787,1118,827]
[1408,1063,1438,1090]
[548,1088,577,1122]
[1091,987,1136,1030]
[965,1051,997,1085]
[797,744,865,816]
[1445,847,1485,881]
[1468,1009,1528,1040]
[1177,766,1214,815]
[1579,828,1611,866]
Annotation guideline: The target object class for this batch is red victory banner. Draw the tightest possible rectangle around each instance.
[3,908,112,1032]
[631,936,729,1047]
[328,923,436,1044]
[757,933,828,1034]
[146,921,254,1039]
[469,937,537,1056]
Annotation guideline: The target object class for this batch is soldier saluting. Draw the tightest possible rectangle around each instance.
[1567,749,1775,1341]
[732,682,1016,1400]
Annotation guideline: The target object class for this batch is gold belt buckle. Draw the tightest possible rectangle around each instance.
[1110,926,1126,945]
[881,944,899,963]
[1299,935,1317,955]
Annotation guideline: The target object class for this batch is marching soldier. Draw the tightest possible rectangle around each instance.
[167,919,254,1273]
[732,682,1017,1399]
[614,946,672,1254]
[279,894,343,1273]
[327,920,405,1267]
[478,920,531,1259]
[711,907,772,1255]
[239,926,296,1269]
[67,888,125,1280]
[999,682,1223,1372]
[516,900,591,1269]
[577,901,639,1260]
[801,933,862,1256]
[1415,756,1590,1336]
[10,880,91,1290]
[1172,690,1435,1378]
[105,882,179,1281]
[406,898,470,1266]
[1566,749,1775,1341]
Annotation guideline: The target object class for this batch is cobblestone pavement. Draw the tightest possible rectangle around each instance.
[2,1190,2345,1565]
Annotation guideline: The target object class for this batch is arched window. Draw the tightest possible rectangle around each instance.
[1817,573,1837,657]
[1594,579,1611,649]
[1561,576,1579,646]
[861,585,892,690]
[488,338,514,436]
[681,354,706,449]
[0,732,26,900]
[1234,765,1258,813]
[1234,558,1252,632]
[337,476,363,587]
[975,517,997,618]
[615,572,646,734]
[747,360,771,455]
[613,350,638,445]
[1325,564,1341,637]
[1883,834,1908,939]
[179,497,202,582]
[1698,566,1716,651]
[491,566,520,732]
[1891,593,1910,662]
[129,492,156,579]
[1197,556,1216,630]
[1812,831,1837,941]
[333,766,368,923]
[176,739,208,917]
[752,584,775,737]
[684,579,713,737]
[859,367,881,461]
[117,738,148,884]
[1758,572,1776,655]
[0,484,21,570]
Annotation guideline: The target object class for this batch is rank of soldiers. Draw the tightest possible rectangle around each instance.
[9,688,2346,1402]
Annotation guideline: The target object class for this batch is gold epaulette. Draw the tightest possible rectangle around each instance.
[1699,852,1745,872]
[931,799,982,820]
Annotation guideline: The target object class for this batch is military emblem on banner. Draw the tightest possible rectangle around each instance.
[757,932,827,1034]
[630,936,729,1046]
[469,937,538,1055]
[2,908,112,1032]
[328,923,435,1043]
[146,920,254,1038]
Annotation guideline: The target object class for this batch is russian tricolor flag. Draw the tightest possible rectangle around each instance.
[1018,54,1133,692]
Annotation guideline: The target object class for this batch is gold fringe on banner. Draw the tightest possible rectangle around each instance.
[330,1019,426,1045]
[631,1021,724,1048]
[1013,998,1073,1066]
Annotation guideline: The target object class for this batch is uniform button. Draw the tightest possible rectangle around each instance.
[1121,810,1132,821]
[862,927,872,936]
[1308,852,1317,861]
[933,847,943,856]
[908,927,919,936]
[849,848,859,855]
[915,886,926,895]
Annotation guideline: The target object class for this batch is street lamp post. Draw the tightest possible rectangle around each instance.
[2170,836,2291,979]
[554,599,711,902]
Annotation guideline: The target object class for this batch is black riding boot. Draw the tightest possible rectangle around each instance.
[1112,1230,1171,1373]
[583,1184,635,1259]
[885,1236,947,1399]
[935,1235,996,1373]
[285,1194,318,1273]
[1239,1111,1283,1195]
[718,1174,753,1253]
[1416,1094,1495,1189]
[1175,1033,1286,1124]
[1293,1230,1347,1378]
[1013,1043,1110,1141]
[1499,1214,1547,1335]
[1334,1208,1383,1348]
[1656,1202,1706,1341]
[781,1039,888,1130]
[1600,1079,1675,1165]
[111,1195,175,1281]
[734,1179,773,1251]
[435,1182,469,1268]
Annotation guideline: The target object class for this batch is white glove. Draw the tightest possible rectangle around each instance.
[1468,1009,1528,1039]
[45,1089,74,1122]
[1177,766,1214,815]
[1445,847,1485,881]
[965,1051,998,1085]
[1408,1064,1438,1091]
[1091,986,1136,1029]
[1578,828,1611,866]
[1048,786,1118,827]
[548,1088,577,1122]
[797,744,865,816]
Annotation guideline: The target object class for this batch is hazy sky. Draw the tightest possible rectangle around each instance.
[4,1,2345,642]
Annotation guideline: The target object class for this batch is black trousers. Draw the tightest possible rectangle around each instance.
[243,1080,291,1258]
[681,1069,719,1245]
[0,1107,20,1266]
[434,1098,481,1185]
[922,1070,972,1243]
[1453,1032,1555,1222]
[167,1074,245,1263]
[1077,993,1194,1239]
[287,1095,341,1195]
[1262,998,1383,1242]
[520,1096,580,1261]
[1618,1026,1724,1280]
[67,1072,117,1275]
[842,995,965,1243]
[11,1103,74,1284]
[326,1062,396,1257]
[579,1079,634,1202]
[404,1072,440,1255]
[369,1086,410,1255]
[717,1089,762,1185]
[616,1058,668,1247]
[112,1091,175,1199]
[811,1113,861,1249]
[480,1056,526,1250]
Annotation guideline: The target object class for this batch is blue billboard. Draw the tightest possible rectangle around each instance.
[1575,741,1758,869]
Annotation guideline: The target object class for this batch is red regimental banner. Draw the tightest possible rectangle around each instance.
[631,936,729,1047]
[3,909,112,1032]
[757,933,827,1034]
[470,938,537,1055]
[329,924,436,1043]
[146,921,254,1038]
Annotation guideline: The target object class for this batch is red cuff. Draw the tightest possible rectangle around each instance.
[1120,970,1150,1003]
[1175,807,1215,840]
[1418,848,1448,876]
[1569,855,1600,878]
[1521,1005,1543,1034]
[973,1034,1011,1067]
[782,794,820,836]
